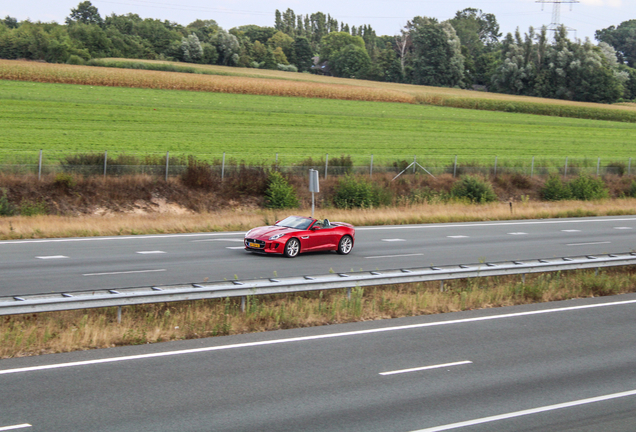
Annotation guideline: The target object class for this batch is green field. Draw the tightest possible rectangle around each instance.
[2,79,636,166]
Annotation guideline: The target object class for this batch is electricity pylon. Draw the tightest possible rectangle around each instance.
[536,0,579,34]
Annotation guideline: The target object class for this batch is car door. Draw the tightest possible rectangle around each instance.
[306,224,337,250]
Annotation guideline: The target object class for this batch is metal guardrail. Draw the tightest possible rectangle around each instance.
[1,252,635,316]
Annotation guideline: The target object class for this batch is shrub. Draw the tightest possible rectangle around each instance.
[19,200,48,216]
[333,175,390,208]
[180,156,215,189]
[53,173,76,189]
[265,172,299,209]
[450,176,497,203]
[277,64,298,72]
[541,175,572,201]
[568,175,608,200]
[66,55,84,65]
[629,181,636,198]
[0,189,16,216]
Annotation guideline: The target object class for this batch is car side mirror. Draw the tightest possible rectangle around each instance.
[310,226,319,231]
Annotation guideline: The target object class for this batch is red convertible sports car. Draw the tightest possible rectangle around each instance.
[244,215,355,257]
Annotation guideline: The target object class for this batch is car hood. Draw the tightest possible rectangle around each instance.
[245,226,298,239]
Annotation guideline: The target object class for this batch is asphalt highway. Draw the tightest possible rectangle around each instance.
[2,294,636,431]
[1,216,636,296]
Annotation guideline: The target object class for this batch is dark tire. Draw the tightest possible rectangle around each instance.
[337,235,353,255]
[284,238,300,258]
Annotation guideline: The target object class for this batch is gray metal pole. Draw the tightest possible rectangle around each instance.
[311,192,315,218]
[413,155,416,173]
[597,157,600,176]
[104,151,108,178]
[325,153,328,179]
[564,157,568,178]
[117,305,122,324]
[531,156,534,178]
[453,155,457,178]
[165,151,169,181]
[38,149,42,181]
[221,152,225,181]
[494,156,497,177]
[241,296,246,313]
[370,154,373,177]
[629,158,632,176]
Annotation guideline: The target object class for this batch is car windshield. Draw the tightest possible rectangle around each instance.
[275,216,313,230]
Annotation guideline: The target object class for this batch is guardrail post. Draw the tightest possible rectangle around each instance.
[453,155,457,178]
[531,156,534,178]
[370,154,373,177]
[221,152,225,181]
[241,296,246,312]
[104,151,108,178]
[347,287,352,300]
[38,149,42,181]
[165,151,169,181]
[117,306,122,324]
[521,274,525,284]
[440,280,444,292]
[595,267,599,276]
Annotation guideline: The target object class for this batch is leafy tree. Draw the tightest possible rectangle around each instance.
[268,31,294,64]
[214,29,240,65]
[66,1,103,26]
[3,16,19,29]
[67,23,114,58]
[272,46,288,65]
[595,20,636,66]
[181,33,203,63]
[319,31,365,62]
[330,44,371,78]
[293,36,313,71]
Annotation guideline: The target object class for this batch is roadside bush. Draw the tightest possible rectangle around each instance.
[180,156,215,189]
[568,175,608,200]
[629,181,636,198]
[265,172,299,209]
[0,189,16,216]
[450,176,497,203]
[541,175,572,201]
[53,173,76,190]
[333,175,390,208]
[19,200,48,216]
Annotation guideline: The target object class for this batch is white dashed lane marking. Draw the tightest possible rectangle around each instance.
[381,239,406,242]
[561,230,581,232]
[365,253,424,259]
[508,232,528,236]
[35,255,68,260]
[83,269,166,276]
[0,425,32,431]
[192,238,245,242]
[227,246,246,250]
[614,227,633,230]
[380,361,472,376]
[136,251,166,254]
[447,235,468,239]
[567,241,611,246]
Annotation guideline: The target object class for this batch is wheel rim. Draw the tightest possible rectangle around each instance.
[340,236,352,253]
[287,239,299,256]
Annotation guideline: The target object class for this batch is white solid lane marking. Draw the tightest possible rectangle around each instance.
[381,239,406,242]
[35,255,68,260]
[561,229,581,232]
[380,361,472,376]
[226,246,246,250]
[614,227,633,230]
[0,425,32,431]
[192,238,245,242]
[411,389,636,432]
[2,298,635,376]
[508,232,527,235]
[567,241,611,246]
[136,251,166,254]
[83,269,166,276]
[0,232,246,245]
[356,217,636,231]
[365,253,424,259]
[447,235,468,239]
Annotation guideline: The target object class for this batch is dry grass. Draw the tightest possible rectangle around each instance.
[2,267,634,358]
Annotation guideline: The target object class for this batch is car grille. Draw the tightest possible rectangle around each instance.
[245,238,266,249]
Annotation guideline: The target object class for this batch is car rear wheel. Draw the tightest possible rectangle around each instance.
[337,235,353,255]
[284,238,300,258]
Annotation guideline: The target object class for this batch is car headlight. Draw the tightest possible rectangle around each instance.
[269,233,285,240]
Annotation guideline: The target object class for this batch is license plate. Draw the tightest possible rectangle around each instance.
[249,242,261,248]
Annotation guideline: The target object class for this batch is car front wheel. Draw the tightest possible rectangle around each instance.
[337,235,353,255]
[284,238,300,258]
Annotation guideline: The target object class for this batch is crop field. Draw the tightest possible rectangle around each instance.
[2,64,636,166]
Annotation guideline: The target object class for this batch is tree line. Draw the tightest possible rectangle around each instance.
[2,2,636,103]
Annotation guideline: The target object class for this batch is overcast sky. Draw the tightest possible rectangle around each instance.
[2,0,632,42]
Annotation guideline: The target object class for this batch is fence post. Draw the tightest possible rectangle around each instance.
[494,156,498,177]
[276,153,278,163]
[370,154,373,177]
[564,156,568,178]
[413,155,416,173]
[221,152,225,181]
[629,157,632,176]
[530,156,534,178]
[325,153,328,179]
[103,150,108,178]
[38,149,42,181]
[453,155,457,178]
[597,157,600,177]
[164,151,169,181]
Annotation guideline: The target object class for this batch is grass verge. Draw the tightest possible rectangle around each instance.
[1,199,636,240]
[2,267,634,358]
